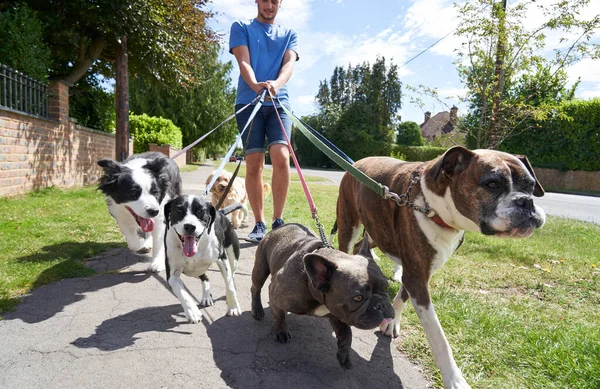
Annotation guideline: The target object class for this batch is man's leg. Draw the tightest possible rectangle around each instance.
[245,151,266,224]
[269,144,290,221]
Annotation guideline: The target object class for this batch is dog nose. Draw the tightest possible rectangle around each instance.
[147,208,159,217]
[515,196,533,212]
[184,224,196,234]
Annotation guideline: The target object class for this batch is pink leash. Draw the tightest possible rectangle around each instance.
[267,90,317,217]
[267,90,331,247]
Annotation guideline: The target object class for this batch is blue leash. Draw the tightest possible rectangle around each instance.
[203,90,267,196]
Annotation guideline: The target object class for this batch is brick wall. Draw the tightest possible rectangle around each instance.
[148,144,188,168]
[535,167,600,193]
[0,80,124,197]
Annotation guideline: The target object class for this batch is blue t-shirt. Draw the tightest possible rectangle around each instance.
[229,19,299,108]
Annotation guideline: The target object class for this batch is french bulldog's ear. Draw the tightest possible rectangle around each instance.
[207,203,217,234]
[515,154,545,197]
[431,146,474,180]
[357,232,373,261]
[303,253,338,293]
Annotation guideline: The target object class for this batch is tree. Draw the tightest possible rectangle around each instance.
[0,4,51,80]
[455,0,600,149]
[11,0,217,86]
[309,56,402,161]
[396,121,425,146]
[130,46,237,156]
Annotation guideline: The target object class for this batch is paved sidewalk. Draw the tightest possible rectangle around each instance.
[0,163,429,389]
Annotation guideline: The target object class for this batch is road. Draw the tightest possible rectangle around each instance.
[285,166,600,225]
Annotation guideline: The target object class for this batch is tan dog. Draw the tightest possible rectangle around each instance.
[334,146,546,389]
[205,170,271,229]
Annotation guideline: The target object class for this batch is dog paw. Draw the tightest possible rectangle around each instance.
[380,318,401,338]
[184,306,202,324]
[147,261,165,273]
[251,304,265,321]
[199,294,214,307]
[226,306,242,317]
[273,331,292,344]
[337,352,352,370]
[445,374,471,389]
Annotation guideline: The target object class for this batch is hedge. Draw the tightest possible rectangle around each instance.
[129,113,182,154]
[500,99,600,171]
[391,145,448,162]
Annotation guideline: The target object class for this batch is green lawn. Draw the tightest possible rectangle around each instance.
[0,170,598,389]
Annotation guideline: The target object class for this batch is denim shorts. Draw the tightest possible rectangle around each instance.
[235,104,292,155]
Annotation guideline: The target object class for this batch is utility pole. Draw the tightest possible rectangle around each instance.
[115,36,129,162]
[489,0,507,149]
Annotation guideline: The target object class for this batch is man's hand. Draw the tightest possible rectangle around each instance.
[265,80,280,97]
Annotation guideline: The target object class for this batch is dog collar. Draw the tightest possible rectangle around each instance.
[430,214,455,230]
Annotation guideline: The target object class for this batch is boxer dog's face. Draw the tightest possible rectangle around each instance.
[427,147,546,237]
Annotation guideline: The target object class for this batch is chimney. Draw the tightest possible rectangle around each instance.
[424,111,431,124]
[450,106,458,125]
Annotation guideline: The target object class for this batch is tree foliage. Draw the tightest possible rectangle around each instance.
[396,121,424,146]
[295,57,401,165]
[7,0,217,86]
[69,74,115,133]
[455,0,600,149]
[130,46,237,154]
[0,3,51,80]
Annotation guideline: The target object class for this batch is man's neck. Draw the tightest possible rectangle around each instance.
[256,16,276,25]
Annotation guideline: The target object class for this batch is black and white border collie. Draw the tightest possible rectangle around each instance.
[164,195,242,323]
[97,152,182,272]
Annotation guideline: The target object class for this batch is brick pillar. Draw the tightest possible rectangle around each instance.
[48,80,70,123]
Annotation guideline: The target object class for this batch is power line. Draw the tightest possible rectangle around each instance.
[398,2,492,70]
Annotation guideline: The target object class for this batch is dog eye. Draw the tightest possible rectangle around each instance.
[353,295,364,302]
[485,181,502,190]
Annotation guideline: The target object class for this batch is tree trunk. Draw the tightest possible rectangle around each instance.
[115,36,129,162]
[489,0,507,149]
[62,38,106,85]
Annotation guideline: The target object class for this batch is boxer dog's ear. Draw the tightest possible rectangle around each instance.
[515,154,545,197]
[431,146,474,181]
[303,253,338,293]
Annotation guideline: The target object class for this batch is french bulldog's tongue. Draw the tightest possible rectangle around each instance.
[381,318,394,326]
[139,217,155,233]
[183,236,198,257]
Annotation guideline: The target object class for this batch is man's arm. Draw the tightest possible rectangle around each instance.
[231,45,268,94]
[266,49,298,96]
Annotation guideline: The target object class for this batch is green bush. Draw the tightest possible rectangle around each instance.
[397,121,425,146]
[391,145,447,161]
[0,4,51,81]
[501,98,600,171]
[129,113,182,153]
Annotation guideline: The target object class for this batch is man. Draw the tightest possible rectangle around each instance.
[229,0,299,242]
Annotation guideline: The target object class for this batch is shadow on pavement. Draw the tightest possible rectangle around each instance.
[206,309,405,389]
[71,304,193,351]
[2,270,151,324]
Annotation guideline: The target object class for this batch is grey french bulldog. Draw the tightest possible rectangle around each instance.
[251,223,395,369]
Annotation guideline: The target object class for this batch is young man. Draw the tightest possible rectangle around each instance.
[229,0,299,242]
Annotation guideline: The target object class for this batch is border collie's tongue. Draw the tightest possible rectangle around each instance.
[183,236,198,257]
[139,217,155,233]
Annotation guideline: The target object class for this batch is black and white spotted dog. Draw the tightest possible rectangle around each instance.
[164,195,242,323]
[97,152,181,272]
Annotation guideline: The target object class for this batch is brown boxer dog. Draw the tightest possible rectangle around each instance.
[333,146,545,389]
[251,223,395,369]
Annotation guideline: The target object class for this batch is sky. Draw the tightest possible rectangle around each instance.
[206,0,600,125]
